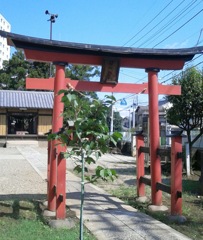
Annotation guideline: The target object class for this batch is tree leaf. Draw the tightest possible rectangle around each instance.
[74,165,82,173]
[85,156,96,164]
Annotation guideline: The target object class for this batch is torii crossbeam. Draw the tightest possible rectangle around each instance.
[26,77,181,95]
[1,29,203,219]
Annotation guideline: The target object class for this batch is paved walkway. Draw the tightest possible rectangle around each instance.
[0,146,191,240]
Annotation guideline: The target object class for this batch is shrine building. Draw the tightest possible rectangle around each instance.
[0,90,53,142]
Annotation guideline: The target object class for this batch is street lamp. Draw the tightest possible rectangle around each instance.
[45,10,58,77]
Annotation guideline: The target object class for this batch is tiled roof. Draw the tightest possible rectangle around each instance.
[0,90,53,109]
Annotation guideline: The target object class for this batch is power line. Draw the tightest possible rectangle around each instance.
[160,57,203,84]
[119,1,203,104]
[120,0,159,46]
[195,28,203,46]
[135,0,187,47]
[122,0,174,47]
[119,55,203,102]
[153,8,203,47]
[160,54,203,83]
[121,2,200,82]
[126,1,202,76]
[119,70,142,80]
[138,0,199,48]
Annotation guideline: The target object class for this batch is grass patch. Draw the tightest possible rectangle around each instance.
[0,199,96,240]
[110,177,203,240]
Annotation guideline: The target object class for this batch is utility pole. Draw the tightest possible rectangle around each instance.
[129,109,131,130]
[133,89,146,129]
[132,99,135,128]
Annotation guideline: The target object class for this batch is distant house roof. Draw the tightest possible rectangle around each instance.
[158,98,168,106]
[136,99,170,117]
[0,90,53,109]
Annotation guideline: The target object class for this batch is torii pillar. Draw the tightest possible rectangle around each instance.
[146,68,162,205]
[48,62,67,219]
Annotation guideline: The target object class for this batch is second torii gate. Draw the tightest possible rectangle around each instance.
[1,29,203,219]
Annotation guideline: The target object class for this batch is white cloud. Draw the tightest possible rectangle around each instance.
[165,40,189,49]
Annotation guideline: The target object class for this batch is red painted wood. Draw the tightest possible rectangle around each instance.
[48,142,57,211]
[136,135,145,197]
[171,136,182,215]
[48,64,66,212]
[56,144,67,219]
[24,49,185,70]
[47,140,51,198]
[26,78,181,95]
[147,70,162,206]
[26,77,55,90]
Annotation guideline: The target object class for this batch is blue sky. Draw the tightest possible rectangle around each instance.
[1,0,203,116]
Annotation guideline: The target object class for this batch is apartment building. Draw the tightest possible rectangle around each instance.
[0,14,11,69]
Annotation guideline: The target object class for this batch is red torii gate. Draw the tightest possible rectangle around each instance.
[26,77,181,218]
[1,30,203,219]
[27,76,181,215]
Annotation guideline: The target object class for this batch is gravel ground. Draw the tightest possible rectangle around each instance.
[0,147,47,200]
[0,145,137,200]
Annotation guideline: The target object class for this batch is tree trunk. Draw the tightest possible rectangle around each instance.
[191,128,203,146]
[185,142,190,177]
[199,150,203,195]
[187,130,192,158]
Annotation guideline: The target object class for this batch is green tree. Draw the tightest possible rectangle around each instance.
[28,62,50,78]
[0,50,50,90]
[65,64,100,81]
[113,111,123,132]
[62,64,101,122]
[65,64,100,99]
[48,88,122,239]
[107,108,123,132]
[166,67,203,160]
[0,50,29,89]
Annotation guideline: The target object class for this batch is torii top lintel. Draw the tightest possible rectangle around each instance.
[1,30,203,70]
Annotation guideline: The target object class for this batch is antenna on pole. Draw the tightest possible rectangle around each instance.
[45,10,58,77]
